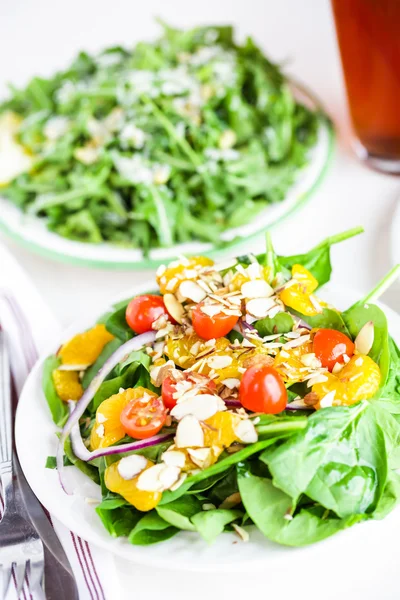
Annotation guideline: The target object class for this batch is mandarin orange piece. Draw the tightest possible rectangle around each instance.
[157,256,214,294]
[52,369,83,402]
[279,264,321,316]
[90,387,157,450]
[58,324,114,366]
[104,460,161,511]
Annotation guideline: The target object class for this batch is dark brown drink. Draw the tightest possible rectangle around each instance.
[332,0,400,173]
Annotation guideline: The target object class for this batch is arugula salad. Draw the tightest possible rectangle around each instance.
[44,227,400,547]
[0,23,322,253]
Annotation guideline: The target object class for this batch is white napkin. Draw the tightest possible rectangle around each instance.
[0,242,118,600]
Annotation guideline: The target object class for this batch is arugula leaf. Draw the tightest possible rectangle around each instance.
[42,355,68,427]
[1,22,323,251]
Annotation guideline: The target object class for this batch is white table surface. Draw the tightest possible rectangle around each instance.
[1,0,400,598]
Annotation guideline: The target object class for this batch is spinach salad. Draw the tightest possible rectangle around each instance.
[44,227,400,547]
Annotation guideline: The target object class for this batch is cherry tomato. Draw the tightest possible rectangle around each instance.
[313,328,355,371]
[162,375,216,410]
[120,395,167,439]
[192,303,239,340]
[239,365,287,414]
[126,295,171,334]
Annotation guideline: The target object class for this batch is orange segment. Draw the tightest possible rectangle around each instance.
[339,355,381,404]
[204,411,241,450]
[279,265,320,316]
[312,355,381,408]
[104,460,161,511]
[52,370,83,402]
[274,341,313,383]
[229,265,272,292]
[58,324,114,366]
[157,256,214,294]
[90,387,157,449]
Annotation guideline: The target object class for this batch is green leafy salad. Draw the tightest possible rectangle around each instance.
[44,227,400,547]
[0,22,323,253]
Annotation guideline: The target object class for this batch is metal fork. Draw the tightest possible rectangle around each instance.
[0,331,44,599]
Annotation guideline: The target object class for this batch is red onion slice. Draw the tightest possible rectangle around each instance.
[57,331,156,493]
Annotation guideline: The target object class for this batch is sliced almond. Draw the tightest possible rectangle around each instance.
[117,455,148,480]
[232,524,249,542]
[158,465,181,489]
[246,297,276,319]
[179,280,207,303]
[207,355,233,370]
[332,361,344,374]
[170,473,187,491]
[187,447,212,468]
[175,415,204,448]
[221,378,240,389]
[319,390,336,408]
[162,450,186,469]
[234,419,258,444]
[163,293,184,324]
[57,363,90,371]
[354,321,374,355]
[241,279,273,299]
[300,353,322,369]
[171,394,226,421]
[247,262,262,280]
[95,424,105,438]
[306,373,328,387]
[97,412,107,424]
[219,492,242,510]
[136,464,166,492]
[200,304,223,318]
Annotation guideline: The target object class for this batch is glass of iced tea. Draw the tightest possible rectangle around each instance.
[331,0,400,173]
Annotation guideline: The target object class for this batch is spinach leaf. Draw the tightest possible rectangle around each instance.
[255,313,294,336]
[191,509,242,543]
[82,338,122,388]
[96,497,128,510]
[290,308,350,336]
[237,466,362,546]
[42,355,68,427]
[129,512,178,545]
[105,304,133,342]
[156,495,203,531]
[342,302,390,382]
[63,437,100,485]
[276,228,363,287]
[208,469,239,505]
[261,402,387,518]
[92,359,156,410]
[96,505,141,538]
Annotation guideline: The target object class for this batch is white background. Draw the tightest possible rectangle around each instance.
[1,0,400,598]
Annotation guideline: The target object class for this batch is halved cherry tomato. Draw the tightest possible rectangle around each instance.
[126,295,172,334]
[192,303,238,340]
[120,394,167,439]
[161,374,216,410]
[239,365,287,414]
[313,328,355,371]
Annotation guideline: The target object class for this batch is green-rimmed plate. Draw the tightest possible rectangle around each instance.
[0,82,334,269]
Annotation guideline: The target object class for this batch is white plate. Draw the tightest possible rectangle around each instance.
[0,82,334,269]
[16,283,400,572]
